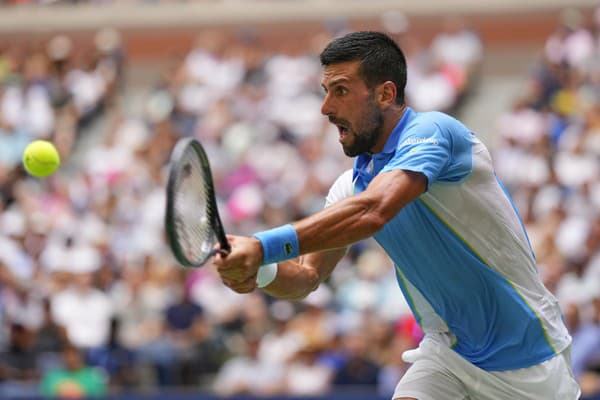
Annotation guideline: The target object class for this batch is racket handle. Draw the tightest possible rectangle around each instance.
[218,235,231,254]
[217,249,230,257]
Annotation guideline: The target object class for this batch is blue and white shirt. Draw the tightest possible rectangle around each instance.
[325,107,571,371]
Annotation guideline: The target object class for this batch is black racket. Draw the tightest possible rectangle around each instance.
[165,138,230,267]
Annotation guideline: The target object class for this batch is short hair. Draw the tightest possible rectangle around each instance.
[320,31,407,104]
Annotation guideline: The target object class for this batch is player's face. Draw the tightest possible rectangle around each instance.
[321,61,384,157]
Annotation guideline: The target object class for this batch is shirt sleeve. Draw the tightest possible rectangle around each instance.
[381,122,451,189]
[325,169,354,207]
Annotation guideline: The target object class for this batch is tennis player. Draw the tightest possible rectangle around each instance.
[213,31,580,399]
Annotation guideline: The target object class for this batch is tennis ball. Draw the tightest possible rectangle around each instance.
[22,140,61,178]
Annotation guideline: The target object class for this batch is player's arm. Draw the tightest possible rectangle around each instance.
[216,234,347,297]
[293,169,426,253]
[215,169,426,290]
[261,247,347,300]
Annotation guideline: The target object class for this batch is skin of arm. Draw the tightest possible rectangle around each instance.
[261,247,348,300]
[213,168,427,294]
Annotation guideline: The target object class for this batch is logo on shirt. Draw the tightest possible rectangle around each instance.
[400,137,439,146]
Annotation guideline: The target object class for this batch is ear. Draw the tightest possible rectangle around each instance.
[377,81,397,108]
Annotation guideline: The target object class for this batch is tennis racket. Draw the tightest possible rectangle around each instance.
[165,138,230,267]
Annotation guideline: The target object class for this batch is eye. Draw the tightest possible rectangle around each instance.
[336,87,348,96]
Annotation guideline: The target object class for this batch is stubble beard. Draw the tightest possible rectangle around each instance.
[342,95,385,157]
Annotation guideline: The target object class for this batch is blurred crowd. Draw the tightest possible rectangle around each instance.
[15,8,600,399]
[0,1,179,5]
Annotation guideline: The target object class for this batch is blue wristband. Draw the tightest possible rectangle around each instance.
[253,224,300,265]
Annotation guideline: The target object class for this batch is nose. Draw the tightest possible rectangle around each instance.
[321,93,335,116]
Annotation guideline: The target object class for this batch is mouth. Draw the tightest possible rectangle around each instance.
[333,122,351,143]
[337,125,349,141]
[328,116,351,143]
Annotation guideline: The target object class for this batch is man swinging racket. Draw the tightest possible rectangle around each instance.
[213,31,580,400]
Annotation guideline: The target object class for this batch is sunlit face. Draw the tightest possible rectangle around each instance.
[321,61,385,157]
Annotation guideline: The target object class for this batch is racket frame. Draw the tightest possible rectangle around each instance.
[165,137,230,267]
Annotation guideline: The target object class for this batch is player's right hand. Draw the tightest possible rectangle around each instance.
[213,235,263,293]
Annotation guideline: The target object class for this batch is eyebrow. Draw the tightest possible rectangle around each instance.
[321,77,350,91]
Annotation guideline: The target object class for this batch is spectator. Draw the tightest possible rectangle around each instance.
[40,344,107,398]
[86,318,137,389]
[332,331,380,387]
[2,279,44,332]
[284,342,333,396]
[163,287,205,386]
[571,298,600,397]
[212,334,284,396]
[32,299,68,374]
[183,309,230,387]
[377,333,413,397]
[0,323,39,398]
[50,271,113,350]
[257,301,305,366]
[109,262,178,387]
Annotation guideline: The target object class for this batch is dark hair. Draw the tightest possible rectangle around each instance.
[320,31,407,104]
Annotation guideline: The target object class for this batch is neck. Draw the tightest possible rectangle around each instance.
[370,104,407,154]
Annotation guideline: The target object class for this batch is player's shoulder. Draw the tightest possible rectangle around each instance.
[413,110,462,127]
[400,111,447,140]
[405,110,469,140]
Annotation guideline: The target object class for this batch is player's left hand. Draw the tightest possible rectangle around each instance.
[213,235,263,293]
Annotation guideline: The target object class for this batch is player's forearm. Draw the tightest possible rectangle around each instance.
[260,248,346,300]
[261,258,320,300]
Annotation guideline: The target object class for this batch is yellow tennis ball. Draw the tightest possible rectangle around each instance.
[22,140,61,178]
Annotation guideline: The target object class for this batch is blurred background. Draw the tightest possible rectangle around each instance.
[0,0,599,399]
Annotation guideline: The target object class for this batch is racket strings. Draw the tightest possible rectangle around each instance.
[172,146,217,263]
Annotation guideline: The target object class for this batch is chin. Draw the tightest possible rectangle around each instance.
[342,147,359,157]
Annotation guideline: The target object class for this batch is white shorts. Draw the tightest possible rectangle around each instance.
[393,333,581,400]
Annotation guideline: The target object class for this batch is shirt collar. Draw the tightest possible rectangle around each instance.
[379,106,415,155]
